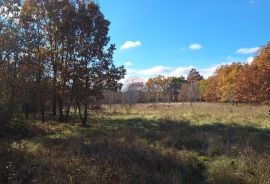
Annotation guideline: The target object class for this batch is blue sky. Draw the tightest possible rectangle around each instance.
[99,0,270,83]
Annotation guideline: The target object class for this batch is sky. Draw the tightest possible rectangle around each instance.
[99,0,270,85]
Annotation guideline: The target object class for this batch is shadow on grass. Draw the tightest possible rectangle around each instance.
[87,117,270,156]
[1,116,270,183]
[0,119,48,140]
[0,136,206,184]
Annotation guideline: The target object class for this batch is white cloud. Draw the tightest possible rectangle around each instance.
[120,41,142,50]
[189,43,202,50]
[122,56,256,87]
[236,47,260,54]
[137,66,171,76]
[169,66,218,79]
[169,66,193,78]
[120,77,146,84]
[124,61,134,66]
[244,57,254,64]
[125,65,216,79]
[126,68,137,75]
[125,64,216,79]
[199,66,218,78]
[120,77,146,91]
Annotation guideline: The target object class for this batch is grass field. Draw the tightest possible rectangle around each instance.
[0,103,270,184]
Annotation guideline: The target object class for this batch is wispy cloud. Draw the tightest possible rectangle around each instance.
[137,66,171,76]
[199,66,219,78]
[236,47,260,54]
[189,43,202,50]
[169,66,193,78]
[226,56,241,62]
[121,56,254,87]
[126,65,214,79]
[169,66,218,79]
[124,61,134,66]
[120,41,142,50]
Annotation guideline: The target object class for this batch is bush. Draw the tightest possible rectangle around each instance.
[206,156,246,184]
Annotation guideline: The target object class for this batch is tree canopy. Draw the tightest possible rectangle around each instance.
[0,0,126,126]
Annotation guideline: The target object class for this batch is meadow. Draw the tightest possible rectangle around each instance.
[0,103,270,184]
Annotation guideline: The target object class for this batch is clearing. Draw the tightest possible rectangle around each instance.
[0,103,270,184]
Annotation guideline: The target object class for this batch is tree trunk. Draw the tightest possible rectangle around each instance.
[25,103,29,119]
[65,84,74,122]
[65,99,72,122]
[41,105,45,123]
[52,95,57,117]
[83,102,88,126]
[76,99,84,125]
[82,73,89,126]
[52,72,57,117]
[58,97,64,122]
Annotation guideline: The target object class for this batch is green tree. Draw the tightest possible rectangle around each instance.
[168,76,186,102]
[198,79,208,101]
[187,68,203,83]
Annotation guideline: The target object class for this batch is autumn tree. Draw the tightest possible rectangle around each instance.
[0,0,125,126]
[216,63,244,103]
[20,0,52,122]
[146,75,170,103]
[203,76,219,102]
[202,63,244,104]
[0,0,22,124]
[255,43,270,102]
[74,2,125,126]
[201,42,270,105]
[43,0,74,119]
[236,43,270,103]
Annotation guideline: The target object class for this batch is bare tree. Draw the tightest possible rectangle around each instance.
[179,83,200,104]
[121,82,145,113]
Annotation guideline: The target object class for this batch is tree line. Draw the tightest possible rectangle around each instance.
[202,42,270,104]
[102,68,204,108]
[0,0,125,126]
[103,43,270,108]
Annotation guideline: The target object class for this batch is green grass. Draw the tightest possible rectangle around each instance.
[0,103,270,184]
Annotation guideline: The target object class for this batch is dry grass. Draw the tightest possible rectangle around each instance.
[0,103,269,184]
